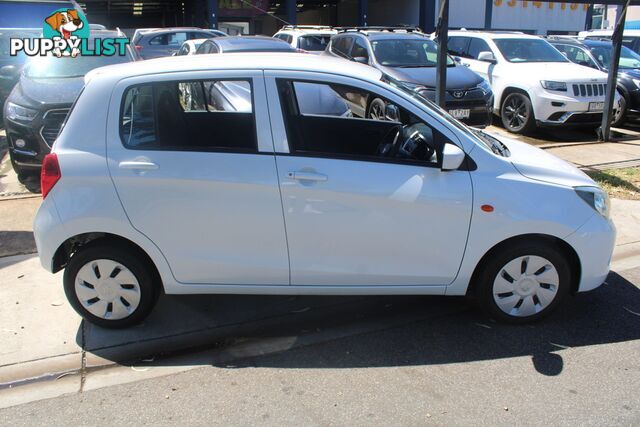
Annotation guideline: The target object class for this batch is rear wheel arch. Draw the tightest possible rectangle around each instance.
[52,232,163,292]
[466,233,581,297]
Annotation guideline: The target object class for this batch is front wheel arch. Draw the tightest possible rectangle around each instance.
[466,234,581,298]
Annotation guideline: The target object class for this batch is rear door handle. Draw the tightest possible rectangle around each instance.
[287,171,328,182]
[118,161,158,171]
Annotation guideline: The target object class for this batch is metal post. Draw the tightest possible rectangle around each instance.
[484,0,493,29]
[419,0,436,33]
[359,0,368,27]
[286,0,297,25]
[435,0,449,108]
[207,0,218,29]
[600,0,629,141]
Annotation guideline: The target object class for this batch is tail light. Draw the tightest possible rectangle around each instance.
[41,153,61,199]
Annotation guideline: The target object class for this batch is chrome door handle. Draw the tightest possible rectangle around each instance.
[287,171,328,182]
[118,161,158,171]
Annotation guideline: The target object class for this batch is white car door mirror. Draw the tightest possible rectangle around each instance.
[478,51,497,64]
[353,56,368,64]
[441,143,465,171]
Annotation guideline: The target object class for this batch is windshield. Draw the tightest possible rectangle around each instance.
[297,35,332,51]
[494,38,568,63]
[590,45,640,69]
[384,74,509,157]
[0,29,40,58]
[372,39,455,67]
[24,48,133,78]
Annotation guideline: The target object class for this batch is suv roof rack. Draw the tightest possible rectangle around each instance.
[454,29,525,34]
[281,25,333,30]
[335,26,423,34]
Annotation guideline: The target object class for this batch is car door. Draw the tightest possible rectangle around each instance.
[106,70,289,285]
[265,71,473,286]
[464,37,494,81]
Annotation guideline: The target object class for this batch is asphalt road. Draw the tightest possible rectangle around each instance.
[1,265,638,426]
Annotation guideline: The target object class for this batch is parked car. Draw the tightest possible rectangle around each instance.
[549,37,640,126]
[324,27,493,128]
[195,35,294,54]
[0,28,41,121]
[34,53,615,328]
[578,29,640,54]
[3,31,136,181]
[131,27,226,59]
[273,25,336,53]
[175,38,210,56]
[448,30,620,134]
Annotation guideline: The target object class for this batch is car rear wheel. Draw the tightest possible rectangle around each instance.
[501,92,536,134]
[63,244,158,328]
[475,240,571,323]
[367,97,387,120]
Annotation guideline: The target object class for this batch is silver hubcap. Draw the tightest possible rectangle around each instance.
[492,255,559,318]
[75,259,141,320]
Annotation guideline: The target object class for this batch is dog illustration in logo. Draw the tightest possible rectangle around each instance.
[45,9,84,57]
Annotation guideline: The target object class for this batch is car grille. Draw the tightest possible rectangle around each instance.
[572,83,606,97]
[40,109,70,147]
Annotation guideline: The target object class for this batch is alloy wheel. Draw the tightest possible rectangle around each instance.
[75,259,142,320]
[503,95,528,131]
[492,255,559,318]
[369,99,386,120]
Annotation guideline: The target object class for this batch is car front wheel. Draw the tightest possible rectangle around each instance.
[501,92,535,134]
[63,244,158,328]
[475,240,571,323]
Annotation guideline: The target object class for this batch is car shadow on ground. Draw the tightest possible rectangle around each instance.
[80,271,640,377]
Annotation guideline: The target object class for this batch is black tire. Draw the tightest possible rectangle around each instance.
[474,239,571,324]
[63,243,158,328]
[367,97,387,120]
[611,90,628,128]
[501,92,536,134]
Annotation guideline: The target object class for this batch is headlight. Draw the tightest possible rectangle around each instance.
[477,79,492,94]
[5,102,38,122]
[540,80,567,92]
[575,186,610,219]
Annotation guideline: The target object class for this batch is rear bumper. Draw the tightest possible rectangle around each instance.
[33,194,66,273]
[565,213,616,293]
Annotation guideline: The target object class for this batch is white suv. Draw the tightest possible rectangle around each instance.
[273,25,336,53]
[34,53,615,328]
[448,31,619,133]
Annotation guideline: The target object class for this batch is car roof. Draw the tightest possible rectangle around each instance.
[278,25,336,34]
[210,36,295,52]
[89,30,123,39]
[140,27,215,36]
[359,31,429,41]
[581,39,612,48]
[86,52,382,84]
[448,30,535,39]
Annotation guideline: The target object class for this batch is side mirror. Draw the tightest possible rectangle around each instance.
[385,104,400,122]
[441,143,465,171]
[352,56,368,64]
[0,65,19,79]
[453,56,462,63]
[477,51,497,64]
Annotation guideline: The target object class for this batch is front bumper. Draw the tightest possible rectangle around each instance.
[532,88,620,127]
[565,213,616,293]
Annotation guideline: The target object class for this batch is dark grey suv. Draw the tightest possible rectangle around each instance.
[132,27,226,59]
[324,27,493,127]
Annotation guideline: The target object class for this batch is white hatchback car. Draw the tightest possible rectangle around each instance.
[34,53,615,328]
[448,31,619,133]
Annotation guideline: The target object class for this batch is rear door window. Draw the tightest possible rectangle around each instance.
[120,79,257,152]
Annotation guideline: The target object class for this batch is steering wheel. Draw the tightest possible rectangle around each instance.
[376,124,404,157]
[394,124,436,162]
